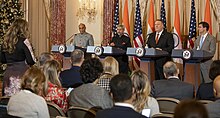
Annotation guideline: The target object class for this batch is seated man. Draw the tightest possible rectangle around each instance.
[96,74,147,118]
[69,58,113,109]
[60,49,84,88]
[206,75,220,117]
[196,60,220,100]
[151,61,194,100]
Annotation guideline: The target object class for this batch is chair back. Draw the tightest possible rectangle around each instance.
[152,113,173,118]
[47,102,66,117]
[156,97,180,114]
[67,106,97,118]
[197,100,213,104]
[0,96,10,117]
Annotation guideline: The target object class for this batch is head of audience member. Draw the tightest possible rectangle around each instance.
[131,70,151,112]
[154,19,164,33]
[117,24,125,36]
[110,74,134,103]
[80,58,103,83]
[209,60,220,81]
[21,66,47,96]
[79,23,86,34]
[38,52,54,67]
[174,100,208,118]
[3,18,30,53]
[213,75,220,98]
[70,49,84,66]
[102,56,119,76]
[43,60,62,87]
[198,21,209,35]
[163,61,179,79]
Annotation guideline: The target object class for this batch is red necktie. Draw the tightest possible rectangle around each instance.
[156,33,159,44]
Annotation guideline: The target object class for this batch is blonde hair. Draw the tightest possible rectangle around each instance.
[2,19,30,53]
[43,60,62,87]
[21,66,47,96]
[131,70,151,112]
[102,56,119,75]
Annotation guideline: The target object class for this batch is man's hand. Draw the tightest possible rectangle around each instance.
[110,42,115,46]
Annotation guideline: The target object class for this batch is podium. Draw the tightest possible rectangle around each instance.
[127,48,169,83]
[86,46,126,57]
[51,45,86,70]
[171,49,213,89]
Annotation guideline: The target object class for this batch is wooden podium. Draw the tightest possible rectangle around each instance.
[86,46,126,58]
[127,48,169,83]
[171,49,213,90]
[51,45,86,70]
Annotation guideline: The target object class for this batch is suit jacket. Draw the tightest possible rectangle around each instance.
[151,78,194,100]
[194,33,216,83]
[206,99,220,118]
[196,82,215,101]
[96,106,147,118]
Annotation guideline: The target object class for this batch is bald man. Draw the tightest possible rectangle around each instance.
[206,75,220,117]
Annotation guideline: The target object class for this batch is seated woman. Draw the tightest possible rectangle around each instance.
[95,56,119,92]
[131,70,160,117]
[43,60,68,113]
[7,66,49,118]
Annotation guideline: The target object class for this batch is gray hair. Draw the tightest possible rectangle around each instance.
[163,61,178,77]
[117,24,125,30]
[71,49,84,64]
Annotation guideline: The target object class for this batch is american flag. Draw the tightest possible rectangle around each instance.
[160,0,166,29]
[112,0,119,37]
[133,0,144,69]
[188,0,196,48]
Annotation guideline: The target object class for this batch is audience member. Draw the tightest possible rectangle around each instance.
[1,19,36,96]
[60,49,84,88]
[71,23,94,48]
[206,75,220,117]
[151,61,194,100]
[7,66,49,118]
[69,58,113,109]
[43,60,68,112]
[174,100,208,118]
[110,24,131,74]
[193,21,216,83]
[197,60,220,100]
[95,56,119,91]
[131,70,160,117]
[96,74,146,118]
[146,19,174,80]
[38,52,54,68]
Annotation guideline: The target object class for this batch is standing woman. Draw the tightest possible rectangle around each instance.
[1,19,36,96]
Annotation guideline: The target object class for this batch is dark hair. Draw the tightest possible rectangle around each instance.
[110,74,132,102]
[174,100,208,118]
[80,58,103,83]
[209,60,220,80]
[71,49,84,64]
[155,19,164,25]
[199,22,209,31]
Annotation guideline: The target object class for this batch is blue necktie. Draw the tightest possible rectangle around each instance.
[199,36,204,49]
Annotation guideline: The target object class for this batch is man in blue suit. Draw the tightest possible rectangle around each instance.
[96,74,147,118]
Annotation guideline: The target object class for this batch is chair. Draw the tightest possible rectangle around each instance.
[0,96,10,118]
[156,97,180,114]
[197,100,213,104]
[47,102,66,118]
[0,96,10,105]
[152,113,174,118]
[67,106,97,118]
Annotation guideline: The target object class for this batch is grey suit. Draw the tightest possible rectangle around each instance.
[194,33,216,83]
[206,99,220,118]
[73,32,94,47]
[151,78,194,100]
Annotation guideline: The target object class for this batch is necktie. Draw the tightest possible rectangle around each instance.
[156,33,159,44]
[199,36,204,49]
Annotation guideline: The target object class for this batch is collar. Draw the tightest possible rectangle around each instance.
[167,76,179,80]
[201,32,208,39]
[156,29,164,36]
[115,102,134,109]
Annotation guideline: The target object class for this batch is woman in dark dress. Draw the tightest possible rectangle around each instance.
[1,19,36,96]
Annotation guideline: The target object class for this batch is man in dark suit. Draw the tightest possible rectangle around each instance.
[206,75,220,117]
[96,74,147,118]
[196,60,220,100]
[60,49,84,88]
[193,22,216,83]
[146,19,174,80]
[151,61,194,100]
[110,24,132,74]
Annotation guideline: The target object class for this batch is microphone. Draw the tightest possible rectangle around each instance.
[67,33,77,45]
